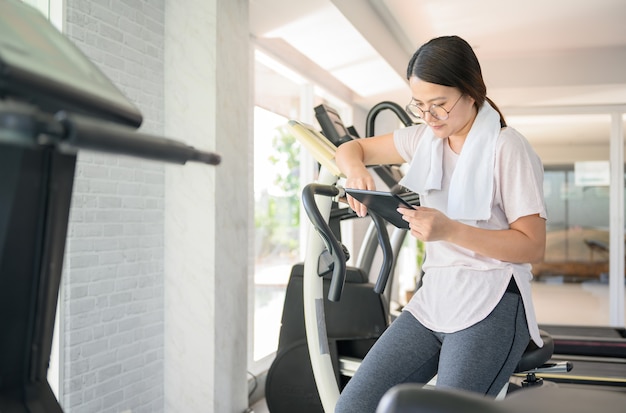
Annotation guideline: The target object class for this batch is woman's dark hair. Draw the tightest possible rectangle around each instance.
[407,35,506,127]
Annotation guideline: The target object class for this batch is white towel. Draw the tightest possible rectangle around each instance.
[401,102,501,221]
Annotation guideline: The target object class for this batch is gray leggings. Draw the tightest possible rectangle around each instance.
[334,291,530,413]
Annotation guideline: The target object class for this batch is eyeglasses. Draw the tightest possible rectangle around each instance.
[405,94,463,121]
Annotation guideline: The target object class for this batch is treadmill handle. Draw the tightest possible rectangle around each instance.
[302,183,346,302]
[55,110,221,165]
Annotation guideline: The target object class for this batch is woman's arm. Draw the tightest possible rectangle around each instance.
[399,207,546,263]
[335,133,405,216]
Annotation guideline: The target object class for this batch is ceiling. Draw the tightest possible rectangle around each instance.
[249,0,626,152]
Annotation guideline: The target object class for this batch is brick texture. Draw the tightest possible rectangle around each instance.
[62,1,165,412]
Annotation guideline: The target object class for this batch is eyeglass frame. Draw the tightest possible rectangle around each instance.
[405,93,464,121]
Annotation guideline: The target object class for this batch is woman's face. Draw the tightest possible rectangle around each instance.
[408,76,476,139]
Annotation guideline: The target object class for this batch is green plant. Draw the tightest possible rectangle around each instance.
[254,126,301,258]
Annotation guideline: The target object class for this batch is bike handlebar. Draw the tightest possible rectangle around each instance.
[302,183,394,301]
[365,101,413,137]
[368,211,393,294]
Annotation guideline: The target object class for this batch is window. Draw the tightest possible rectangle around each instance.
[543,167,610,263]
[253,106,301,361]
[508,112,625,326]
[252,52,305,364]
[20,0,63,30]
[251,50,355,365]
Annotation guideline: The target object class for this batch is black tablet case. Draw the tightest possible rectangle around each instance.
[344,189,418,229]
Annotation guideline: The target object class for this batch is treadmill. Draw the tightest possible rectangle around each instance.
[0,1,219,411]
[537,324,626,389]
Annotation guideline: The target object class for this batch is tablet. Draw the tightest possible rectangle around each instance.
[344,188,418,229]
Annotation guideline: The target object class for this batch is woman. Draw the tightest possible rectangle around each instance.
[333,35,547,413]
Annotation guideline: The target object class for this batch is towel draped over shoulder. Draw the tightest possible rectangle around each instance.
[400,102,501,221]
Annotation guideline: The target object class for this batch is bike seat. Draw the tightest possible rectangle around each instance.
[514,329,554,373]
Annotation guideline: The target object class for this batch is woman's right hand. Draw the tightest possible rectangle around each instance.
[344,168,376,218]
[335,133,401,218]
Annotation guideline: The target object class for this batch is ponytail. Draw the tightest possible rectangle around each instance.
[486,97,506,128]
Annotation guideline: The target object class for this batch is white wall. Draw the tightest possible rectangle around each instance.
[163,0,250,412]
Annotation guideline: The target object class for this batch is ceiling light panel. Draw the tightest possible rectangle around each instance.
[265,2,405,98]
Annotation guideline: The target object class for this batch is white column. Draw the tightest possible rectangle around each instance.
[609,112,625,326]
[163,1,250,412]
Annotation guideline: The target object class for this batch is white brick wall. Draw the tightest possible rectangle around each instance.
[62,1,166,412]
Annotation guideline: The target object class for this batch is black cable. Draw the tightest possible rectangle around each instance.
[247,370,258,398]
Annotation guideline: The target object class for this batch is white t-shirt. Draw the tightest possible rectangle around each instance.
[394,123,547,346]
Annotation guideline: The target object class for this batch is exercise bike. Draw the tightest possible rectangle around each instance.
[265,102,415,413]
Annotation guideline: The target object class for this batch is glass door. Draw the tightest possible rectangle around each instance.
[508,112,625,327]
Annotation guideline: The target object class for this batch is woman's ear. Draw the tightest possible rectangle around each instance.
[466,95,476,108]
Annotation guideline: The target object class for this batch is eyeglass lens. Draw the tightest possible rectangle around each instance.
[406,104,446,120]
[406,94,462,121]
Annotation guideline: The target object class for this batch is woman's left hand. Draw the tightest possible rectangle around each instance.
[398,207,546,263]
[397,206,455,242]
